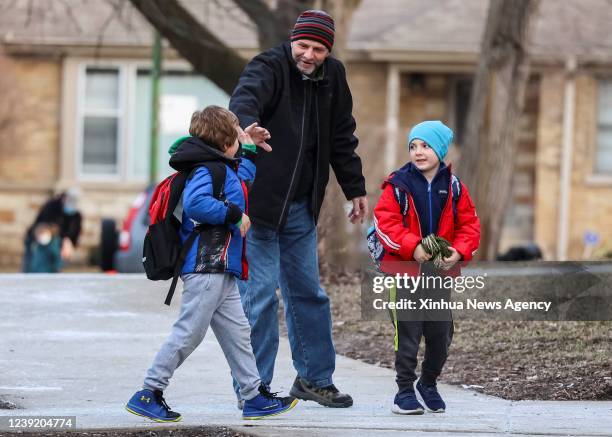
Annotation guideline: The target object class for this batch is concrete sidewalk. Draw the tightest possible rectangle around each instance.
[1,274,610,436]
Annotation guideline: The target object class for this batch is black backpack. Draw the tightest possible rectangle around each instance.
[143,162,226,305]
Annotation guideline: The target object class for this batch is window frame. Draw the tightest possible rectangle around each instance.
[76,63,127,182]
[71,58,195,185]
[593,77,612,176]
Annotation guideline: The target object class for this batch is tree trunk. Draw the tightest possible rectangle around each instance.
[313,0,362,267]
[461,0,540,260]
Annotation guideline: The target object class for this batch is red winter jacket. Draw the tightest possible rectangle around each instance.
[373,165,480,272]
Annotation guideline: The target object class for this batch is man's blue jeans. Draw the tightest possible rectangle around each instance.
[233,200,336,397]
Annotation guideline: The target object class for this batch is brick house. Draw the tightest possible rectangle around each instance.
[1,0,611,268]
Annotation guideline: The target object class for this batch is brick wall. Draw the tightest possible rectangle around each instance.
[0,55,144,269]
[535,72,612,259]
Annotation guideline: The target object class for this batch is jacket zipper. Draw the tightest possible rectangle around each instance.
[427,183,433,236]
[312,83,320,220]
[278,80,308,227]
[403,177,453,239]
[221,233,231,268]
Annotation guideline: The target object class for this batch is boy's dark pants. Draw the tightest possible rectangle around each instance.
[395,319,453,392]
[393,263,454,393]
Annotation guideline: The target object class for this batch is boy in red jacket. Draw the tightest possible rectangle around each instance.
[373,120,480,415]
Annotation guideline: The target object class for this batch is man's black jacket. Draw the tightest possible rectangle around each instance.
[229,42,366,229]
[26,195,81,245]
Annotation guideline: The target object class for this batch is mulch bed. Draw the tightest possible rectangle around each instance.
[321,267,612,401]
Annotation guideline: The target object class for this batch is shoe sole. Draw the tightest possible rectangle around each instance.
[391,404,425,415]
[289,385,353,408]
[125,405,182,423]
[243,398,299,420]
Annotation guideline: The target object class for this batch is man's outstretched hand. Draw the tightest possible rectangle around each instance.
[243,122,272,152]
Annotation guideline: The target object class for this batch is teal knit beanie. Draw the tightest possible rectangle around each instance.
[407,120,454,161]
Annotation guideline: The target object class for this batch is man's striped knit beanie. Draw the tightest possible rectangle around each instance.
[291,10,335,52]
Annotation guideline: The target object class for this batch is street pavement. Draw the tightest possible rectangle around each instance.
[1,274,611,436]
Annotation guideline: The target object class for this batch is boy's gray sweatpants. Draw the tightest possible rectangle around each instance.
[143,273,261,400]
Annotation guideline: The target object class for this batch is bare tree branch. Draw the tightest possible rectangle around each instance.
[58,0,84,33]
[0,0,17,14]
[25,0,34,27]
[233,0,286,48]
[210,0,255,31]
[128,0,247,94]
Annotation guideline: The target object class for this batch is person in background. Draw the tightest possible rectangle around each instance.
[23,188,82,272]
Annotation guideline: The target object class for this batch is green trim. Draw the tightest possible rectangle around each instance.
[241,143,257,153]
[168,135,191,155]
[390,284,399,352]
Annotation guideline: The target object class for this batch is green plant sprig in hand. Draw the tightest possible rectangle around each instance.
[421,234,453,269]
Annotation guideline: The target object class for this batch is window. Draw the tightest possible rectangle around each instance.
[131,69,228,181]
[74,62,229,183]
[596,79,612,174]
[81,68,122,176]
[449,77,472,146]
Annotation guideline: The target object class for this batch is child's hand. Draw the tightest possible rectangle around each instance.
[439,247,461,270]
[414,244,432,263]
[243,122,272,152]
[239,213,251,237]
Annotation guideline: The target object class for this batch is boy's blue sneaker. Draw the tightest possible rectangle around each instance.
[391,390,425,415]
[125,389,182,422]
[416,380,446,412]
[243,385,298,420]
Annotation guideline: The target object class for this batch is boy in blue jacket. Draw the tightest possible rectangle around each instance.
[126,106,297,421]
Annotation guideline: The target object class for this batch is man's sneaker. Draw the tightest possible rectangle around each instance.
[391,390,425,415]
[242,385,298,420]
[289,377,353,408]
[125,389,182,422]
[416,380,446,412]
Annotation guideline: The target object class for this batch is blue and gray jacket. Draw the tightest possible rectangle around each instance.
[169,136,255,279]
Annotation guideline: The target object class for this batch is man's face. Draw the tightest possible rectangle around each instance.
[291,39,330,75]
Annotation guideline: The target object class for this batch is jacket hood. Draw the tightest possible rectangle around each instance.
[169,136,238,172]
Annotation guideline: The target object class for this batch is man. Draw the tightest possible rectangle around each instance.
[229,9,367,408]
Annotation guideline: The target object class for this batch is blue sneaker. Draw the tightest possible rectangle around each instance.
[243,385,298,420]
[391,390,425,415]
[416,380,446,412]
[125,389,182,422]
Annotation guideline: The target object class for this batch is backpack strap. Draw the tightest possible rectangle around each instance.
[165,230,198,306]
[392,185,409,227]
[451,174,461,219]
[188,161,227,200]
[164,161,228,306]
